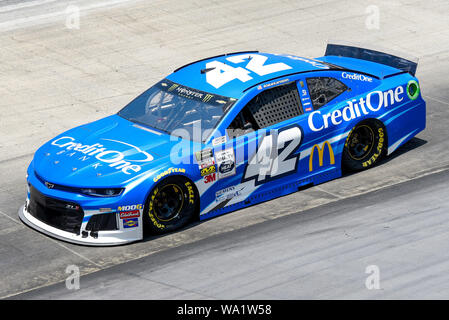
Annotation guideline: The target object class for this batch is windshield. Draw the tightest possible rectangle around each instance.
[118,79,236,142]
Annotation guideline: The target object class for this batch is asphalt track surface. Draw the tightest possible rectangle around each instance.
[12,169,449,299]
[1,0,449,299]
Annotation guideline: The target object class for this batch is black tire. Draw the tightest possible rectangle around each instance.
[342,120,386,172]
[143,176,197,234]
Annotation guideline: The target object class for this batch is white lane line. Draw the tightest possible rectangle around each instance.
[314,186,344,199]
[424,95,449,107]
[0,0,57,13]
[45,236,101,267]
[0,0,139,31]
[0,208,21,224]
[0,207,101,267]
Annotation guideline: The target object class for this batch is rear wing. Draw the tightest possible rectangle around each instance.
[325,42,418,76]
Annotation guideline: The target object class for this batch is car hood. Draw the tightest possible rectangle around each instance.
[33,115,193,187]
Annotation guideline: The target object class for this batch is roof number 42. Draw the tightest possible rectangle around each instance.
[205,54,292,89]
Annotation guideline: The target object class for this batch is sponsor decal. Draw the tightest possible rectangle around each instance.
[50,137,153,175]
[215,148,236,179]
[167,83,179,92]
[173,86,204,99]
[99,208,113,213]
[308,86,404,132]
[203,172,216,184]
[195,148,213,162]
[123,218,139,228]
[215,186,243,202]
[407,80,420,100]
[118,204,142,211]
[305,107,312,112]
[198,157,215,169]
[203,94,214,102]
[362,127,385,167]
[153,167,186,183]
[185,181,195,204]
[309,141,335,172]
[218,160,234,174]
[212,136,227,146]
[119,210,140,219]
[200,165,216,177]
[341,72,373,82]
[148,187,165,229]
[258,78,290,90]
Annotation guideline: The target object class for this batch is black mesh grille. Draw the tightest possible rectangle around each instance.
[86,213,118,231]
[28,185,84,234]
[247,82,303,128]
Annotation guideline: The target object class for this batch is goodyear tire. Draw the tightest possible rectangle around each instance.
[143,176,197,234]
[342,120,386,172]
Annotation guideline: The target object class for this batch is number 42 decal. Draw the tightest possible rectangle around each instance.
[243,125,303,186]
[205,54,292,89]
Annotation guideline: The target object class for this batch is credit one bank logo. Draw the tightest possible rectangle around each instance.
[51,137,153,174]
[341,72,373,82]
[308,86,405,132]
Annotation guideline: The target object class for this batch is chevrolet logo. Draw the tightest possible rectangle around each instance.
[45,182,55,189]
[309,141,335,172]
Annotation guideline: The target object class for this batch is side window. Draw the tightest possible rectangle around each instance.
[306,77,347,110]
[227,82,303,139]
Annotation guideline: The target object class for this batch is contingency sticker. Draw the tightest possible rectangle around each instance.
[215,148,236,179]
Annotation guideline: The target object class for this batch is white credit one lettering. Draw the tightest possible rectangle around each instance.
[308,111,324,132]
[366,91,383,112]
[308,85,405,132]
[51,136,75,147]
[50,137,151,174]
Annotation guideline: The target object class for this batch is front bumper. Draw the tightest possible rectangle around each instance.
[20,169,144,246]
[19,203,140,246]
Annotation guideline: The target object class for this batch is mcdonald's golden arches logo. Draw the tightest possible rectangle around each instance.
[309,141,335,172]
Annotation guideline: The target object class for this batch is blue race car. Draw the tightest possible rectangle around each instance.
[19,43,426,246]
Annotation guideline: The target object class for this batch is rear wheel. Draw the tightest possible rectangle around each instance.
[342,121,386,171]
[143,176,197,234]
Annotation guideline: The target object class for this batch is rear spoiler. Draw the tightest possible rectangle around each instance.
[325,42,418,76]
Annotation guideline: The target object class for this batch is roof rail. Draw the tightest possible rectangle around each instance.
[173,51,259,73]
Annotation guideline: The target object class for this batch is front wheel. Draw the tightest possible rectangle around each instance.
[342,121,386,172]
[143,176,197,234]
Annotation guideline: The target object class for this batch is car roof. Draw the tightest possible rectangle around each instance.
[166,52,332,99]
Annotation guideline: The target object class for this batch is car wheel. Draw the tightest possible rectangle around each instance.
[143,176,197,234]
[342,121,386,171]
